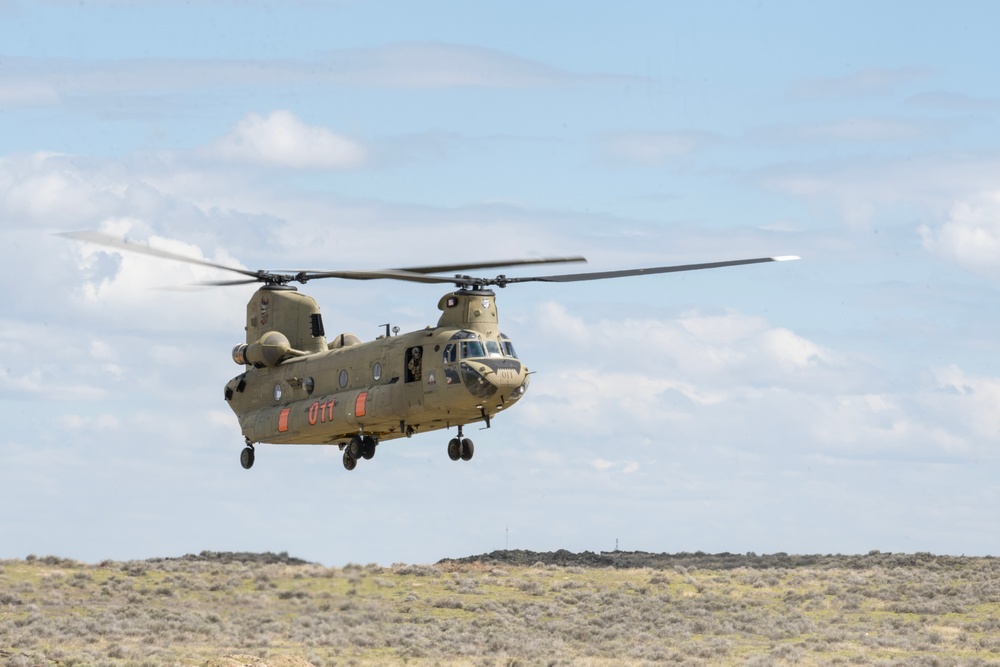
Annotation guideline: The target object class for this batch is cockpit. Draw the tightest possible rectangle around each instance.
[442,330,527,400]
[443,331,518,363]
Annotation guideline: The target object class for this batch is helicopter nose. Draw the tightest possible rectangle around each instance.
[460,360,526,400]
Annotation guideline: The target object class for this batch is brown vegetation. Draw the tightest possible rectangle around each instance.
[2,550,1000,666]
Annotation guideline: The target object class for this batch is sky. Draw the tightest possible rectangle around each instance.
[2,0,1000,566]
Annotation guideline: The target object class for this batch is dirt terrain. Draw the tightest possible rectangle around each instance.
[2,550,999,667]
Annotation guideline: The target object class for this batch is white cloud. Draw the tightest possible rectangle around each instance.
[515,300,1000,466]
[907,91,1000,111]
[336,42,585,88]
[518,303,849,456]
[57,414,121,432]
[810,392,966,455]
[788,66,932,101]
[0,79,60,107]
[926,365,1000,441]
[66,218,249,338]
[536,302,838,387]
[760,328,825,372]
[758,117,946,144]
[602,131,715,166]
[759,154,1000,228]
[0,365,106,400]
[207,110,368,169]
[0,42,616,112]
[0,152,121,225]
[920,192,1000,279]
[589,459,640,474]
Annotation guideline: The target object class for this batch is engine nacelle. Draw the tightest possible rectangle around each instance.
[233,331,293,368]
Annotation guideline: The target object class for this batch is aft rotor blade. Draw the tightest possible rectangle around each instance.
[503,256,801,284]
[197,278,268,286]
[301,269,474,284]
[60,230,261,280]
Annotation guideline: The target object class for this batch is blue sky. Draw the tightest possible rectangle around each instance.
[2,0,1000,565]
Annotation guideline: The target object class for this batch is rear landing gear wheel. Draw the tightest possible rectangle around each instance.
[448,438,461,461]
[240,446,255,470]
[343,449,357,471]
[460,438,474,461]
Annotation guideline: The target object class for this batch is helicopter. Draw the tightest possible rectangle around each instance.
[62,230,798,472]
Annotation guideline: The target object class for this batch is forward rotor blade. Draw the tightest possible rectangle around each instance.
[60,230,261,280]
[503,256,801,284]
[393,256,587,275]
[272,257,589,279]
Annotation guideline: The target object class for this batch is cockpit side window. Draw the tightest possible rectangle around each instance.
[500,334,518,359]
[443,343,457,364]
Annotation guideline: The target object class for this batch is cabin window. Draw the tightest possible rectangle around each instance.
[339,369,348,388]
[372,362,382,381]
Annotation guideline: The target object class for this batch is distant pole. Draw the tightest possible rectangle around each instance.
[616,538,619,551]
[506,526,509,550]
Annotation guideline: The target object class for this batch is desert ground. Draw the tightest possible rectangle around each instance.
[2,550,999,666]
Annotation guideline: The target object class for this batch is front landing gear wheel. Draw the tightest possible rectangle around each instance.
[448,438,461,461]
[348,435,364,460]
[343,449,357,471]
[460,438,475,461]
[240,446,255,470]
[362,436,377,460]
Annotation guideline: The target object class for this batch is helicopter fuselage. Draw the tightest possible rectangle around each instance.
[223,288,529,452]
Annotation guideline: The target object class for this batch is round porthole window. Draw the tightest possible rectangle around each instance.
[304,377,315,395]
[373,362,382,381]
[273,384,283,401]
[339,369,348,388]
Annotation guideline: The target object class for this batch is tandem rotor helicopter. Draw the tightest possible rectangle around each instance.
[63,231,798,472]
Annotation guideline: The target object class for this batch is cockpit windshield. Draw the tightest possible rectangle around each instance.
[460,340,486,359]
[446,331,519,361]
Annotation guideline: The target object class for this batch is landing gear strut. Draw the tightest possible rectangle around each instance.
[240,441,255,470]
[447,426,474,462]
[343,434,377,471]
